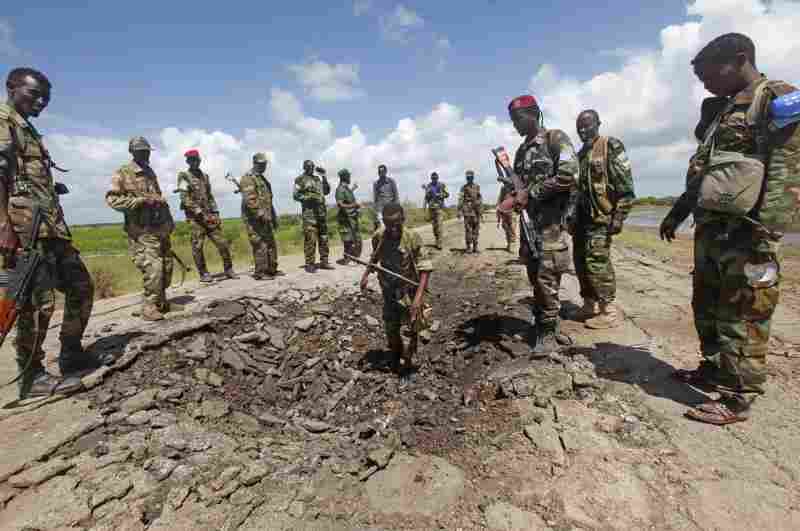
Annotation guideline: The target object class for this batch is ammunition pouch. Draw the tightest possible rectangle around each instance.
[133,203,173,228]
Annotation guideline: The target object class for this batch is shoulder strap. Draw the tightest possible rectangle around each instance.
[591,136,609,180]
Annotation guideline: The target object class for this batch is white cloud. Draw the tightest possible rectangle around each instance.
[380,4,425,43]
[353,0,372,16]
[288,59,366,102]
[529,0,800,195]
[0,19,23,57]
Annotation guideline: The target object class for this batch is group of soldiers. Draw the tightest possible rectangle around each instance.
[1,32,799,427]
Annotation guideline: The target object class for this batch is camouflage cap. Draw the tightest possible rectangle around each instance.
[129,136,153,152]
[465,170,475,177]
[253,152,269,163]
[338,168,351,178]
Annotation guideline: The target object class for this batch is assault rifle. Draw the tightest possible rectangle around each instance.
[0,206,45,353]
[491,147,542,262]
[225,173,241,194]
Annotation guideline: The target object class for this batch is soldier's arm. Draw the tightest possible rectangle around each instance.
[391,179,399,203]
[105,170,145,212]
[0,134,18,252]
[539,130,578,200]
[206,174,219,213]
[457,189,465,211]
[607,137,636,220]
[293,178,305,203]
[239,175,263,215]
[322,177,331,196]
[178,173,203,218]
[758,92,800,238]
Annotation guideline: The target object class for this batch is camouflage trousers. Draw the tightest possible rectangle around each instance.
[692,225,778,394]
[381,283,428,354]
[429,208,444,246]
[572,223,615,303]
[302,206,329,266]
[189,219,232,274]
[499,211,517,247]
[128,232,173,307]
[463,215,480,246]
[527,248,570,330]
[338,215,363,259]
[244,218,278,276]
[13,238,94,371]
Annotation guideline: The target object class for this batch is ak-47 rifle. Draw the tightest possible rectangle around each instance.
[492,147,541,262]
[225,173,241,194]
[346,253,421,288]
[0,206,45,385]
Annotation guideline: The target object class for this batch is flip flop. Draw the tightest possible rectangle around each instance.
[685,399,750,425]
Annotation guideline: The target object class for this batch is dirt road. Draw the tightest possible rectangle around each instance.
[0,218,798,530]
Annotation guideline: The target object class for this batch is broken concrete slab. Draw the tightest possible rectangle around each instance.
[366,453,465,517]
[485,501,549,531]
[8,456,73,488]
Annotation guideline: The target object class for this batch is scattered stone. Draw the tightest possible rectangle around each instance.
[2,476,90,530]
[120,389,159,414]
[144,457,177,481]
[258,412,287,427]
[417,389,438,401]
[523,424,565,465]
[90,478,133,510]
[288,500,306,518]
[484,501,548,531]
[97,450,133,470]
[96,390,115,405]
[301,419,332,433]
[259,304,282,319]
[364,315,380,327]
[239,464,270,486]
[230,487,258,506]
[367,446,396,469]
[151,412,178,429]
[158,388,183,401]
[126,410,157,426]
[212,466,242,490]
[194,368,224,387]
[185,334,209,360]
[234,331,269,344]
[312,304,333,316]
[165,486,191,512]
[195,399,230,419]
[294,317,316,331]
[430,320,441,332]
[221,349,247,371]
[264,326,286,349]
[161,431,189,451]
[8,457,73,488]
[572,372,598,388]
[232,412,261,434]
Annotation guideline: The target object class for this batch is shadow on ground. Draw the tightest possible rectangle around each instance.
[570,342,709,408]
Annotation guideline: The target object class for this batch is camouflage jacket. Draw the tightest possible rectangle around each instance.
[293,173,330,208]
[106,160,174,237]
[497,181,515,205]
[336,183,359,220]
[513,128,578,251]
[577,136,636,225]
[240,170,276,224]
[0,101,70,240]
[177,169,218,220]
[424,182,449,209]
[458,183,482,217]
[669,76,800,244]
[370,227,433,295]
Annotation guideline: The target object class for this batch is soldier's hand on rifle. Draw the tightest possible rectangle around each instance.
[409,301,421,324]
[514,190,528,209]
[359,271,370,293]
[0,220,20,258]
[608,212,624,236]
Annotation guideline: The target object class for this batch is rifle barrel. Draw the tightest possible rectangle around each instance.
[345,254,420,288]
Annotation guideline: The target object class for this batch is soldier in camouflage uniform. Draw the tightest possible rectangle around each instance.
[457,170,483,253]
[0,67,110,399]
[372,164,399,231]
[572,110,636,329]
[497,95,578,354]
[240,152,282,279]
[293,160,333,273]
[423,172,449,249]
[177,149,236,283]
[660,33,800,424]
[107,136,175,322]
[496,180,517,252]
[360,203,433,374]
[335,169,362,265]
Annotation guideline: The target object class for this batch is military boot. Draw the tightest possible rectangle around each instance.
[25,368,62,399]
[571,297,599,321]
[141,303,165,322]
[585,302,622,329]
[319,262,335,270]
[304,265,316,274]
[199,271,213,283]
[59,339,100,376]
[223,267,238,280]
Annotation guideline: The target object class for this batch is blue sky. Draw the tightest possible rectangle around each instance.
[1,1,798,223]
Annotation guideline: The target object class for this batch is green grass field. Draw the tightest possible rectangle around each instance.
[78,203,457,299]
